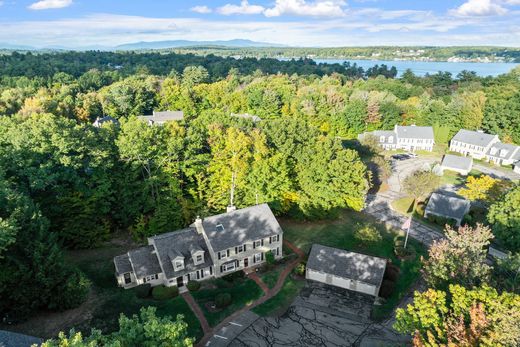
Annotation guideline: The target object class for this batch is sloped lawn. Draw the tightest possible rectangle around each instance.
[280,210,427,320]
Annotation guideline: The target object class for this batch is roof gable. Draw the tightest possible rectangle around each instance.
[197,203,283,252]
[452,129,497,147]
[307,244,387,286]
[425,193,470,221]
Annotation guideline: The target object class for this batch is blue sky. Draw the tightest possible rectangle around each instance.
[0,0,519,47]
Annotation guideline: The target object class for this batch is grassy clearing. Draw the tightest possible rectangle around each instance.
[280,210,427,320]
[192,277,263,327]
[253,276,306,317]
[391,197,415,215]
[75,251,203,340]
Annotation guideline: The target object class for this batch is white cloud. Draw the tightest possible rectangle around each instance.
[28,0,72,10]
[264,0,347,17]
[191,5,212,14]
[450,0,508,16]
[217,1,265,15]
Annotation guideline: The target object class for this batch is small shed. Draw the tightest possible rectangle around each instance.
[424,193,470,226]
[306,244,387,297]
[440,154,473,175]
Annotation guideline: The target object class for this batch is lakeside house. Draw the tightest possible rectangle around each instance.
[306,244,387,297]
[137,110,184,125]
[359,125,434,152]
[114,204,283,290]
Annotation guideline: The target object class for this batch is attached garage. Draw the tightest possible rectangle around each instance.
[306,244,387,297]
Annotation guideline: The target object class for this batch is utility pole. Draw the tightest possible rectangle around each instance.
[229,171,236,207]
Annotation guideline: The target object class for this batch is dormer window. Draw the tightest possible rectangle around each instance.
[192,250,205,265]
[491,148,498,155]
[197,254,203,262]
[500,149,508,158]
[175,260,184,270]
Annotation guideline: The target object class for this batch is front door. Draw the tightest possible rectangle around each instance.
[177,276,184,287]
[244,258,249,268]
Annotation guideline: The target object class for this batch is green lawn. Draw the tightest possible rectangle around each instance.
[261,268,282,289]
[391,197,415,215]
[191,277,263,327]
[253,276,306,316]
[74,247,203,341]
[280,210,427,320]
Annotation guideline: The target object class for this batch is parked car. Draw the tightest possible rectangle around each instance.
[406,152,418,158]
[392,154,411,160]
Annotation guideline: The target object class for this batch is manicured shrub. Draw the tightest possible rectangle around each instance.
[354,224,382,243]
[266,250,275,265]
[383,264,400,282]
[135,283,151,298]
[379,279,395,299]
[152,285,178,300]
[294,262,306,276]
[187,281,201,292]
[222,271,244,283]
[215,292,232,308]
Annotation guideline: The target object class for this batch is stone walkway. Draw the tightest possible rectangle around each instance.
[195,239,305,347]
[181,292,211,335]
[247,272,270,294]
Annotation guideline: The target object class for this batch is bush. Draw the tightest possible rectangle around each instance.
[49,270,91,311]
[415,202,426,216]
[187,281,201,292]
[135,284,151,298]
[222,271,244,283]
[354,224,382,243]
[266,251,275,265]
[379,279,396,299]
[152,285,178,300]
[383,263,400,282]
[215,292,232,308]
[294,262,306,276]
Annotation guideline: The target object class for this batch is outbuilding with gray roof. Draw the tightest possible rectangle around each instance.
[424,193,470,226]
[306,244,387,297]
[440,154,473,175]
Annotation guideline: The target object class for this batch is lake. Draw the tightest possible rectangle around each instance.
[311,59,518,77]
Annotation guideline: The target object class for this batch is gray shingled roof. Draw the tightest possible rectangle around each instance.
[441,154,473,172]
[198,203,283,252]
[307,244,387,286]
[128,245,162,279]
[0,330,42,347]
[395,125,434,139]
[487,142,520,160]
[371,130,396,145]
[93,115,119,127]
[231,113,262,122]
[151,228,213,279]
[452,129,496,147]
[114,254,133,275]
[138,110,184,123]
[425,193,470,221]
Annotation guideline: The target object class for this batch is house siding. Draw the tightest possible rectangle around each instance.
[306,268,379,296]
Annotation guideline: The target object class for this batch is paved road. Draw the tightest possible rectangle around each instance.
[365,157,507,259]
[473,163,520,181]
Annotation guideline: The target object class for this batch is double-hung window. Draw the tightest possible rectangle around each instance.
[222,262,236,272]
[253,240,261,249]
[253,253,262,264]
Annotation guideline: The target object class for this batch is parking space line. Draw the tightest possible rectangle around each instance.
[214,334,228,340]
[229,322,242,327]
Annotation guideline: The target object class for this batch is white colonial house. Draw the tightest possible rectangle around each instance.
[359,125,434,152]
[485,142,520,166]
[114,204,283,289]
[449,129,499,160]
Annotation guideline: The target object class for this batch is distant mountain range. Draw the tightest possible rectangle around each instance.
[0,39,286,51]
[115,39,286,50]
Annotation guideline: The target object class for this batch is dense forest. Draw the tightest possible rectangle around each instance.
[0,50,519,326]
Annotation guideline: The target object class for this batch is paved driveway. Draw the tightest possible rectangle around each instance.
[226,282,408,347]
